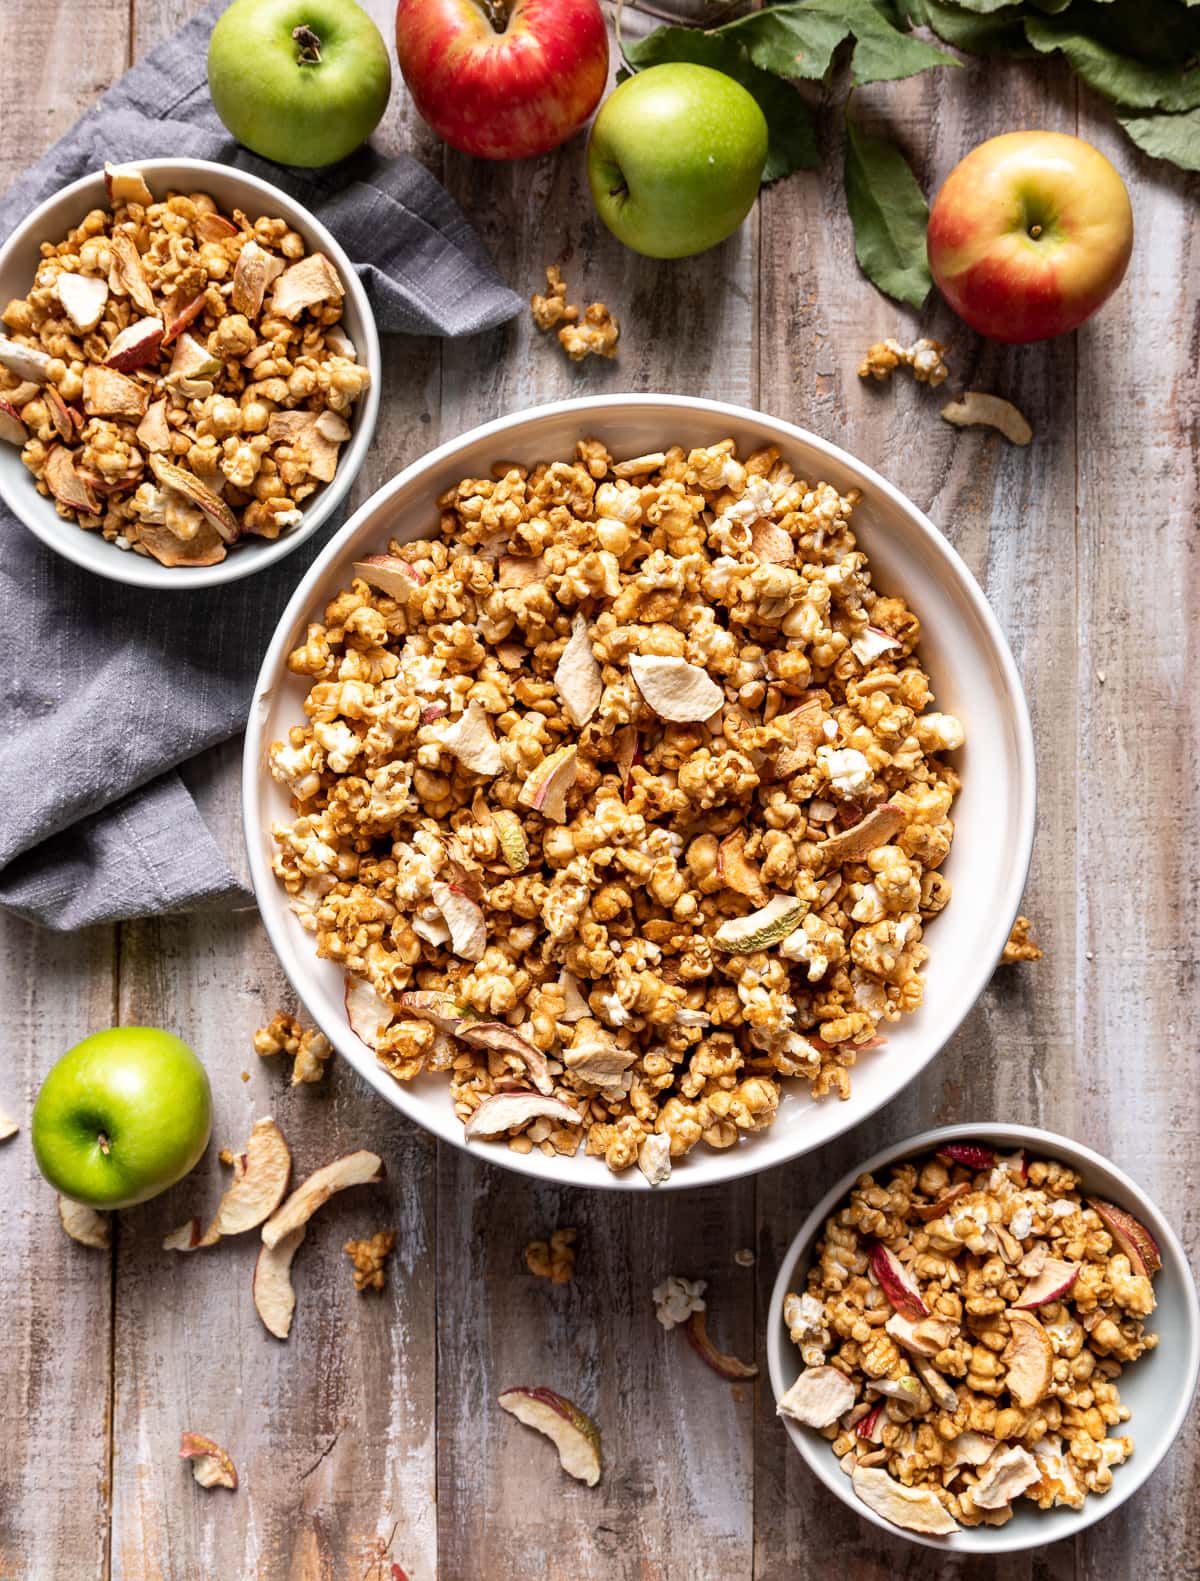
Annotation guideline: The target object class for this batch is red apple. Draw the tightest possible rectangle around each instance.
[927,131,1133,343]
[394,0,608,159]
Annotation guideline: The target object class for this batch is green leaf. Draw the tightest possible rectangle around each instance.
[932,0,1022,15]
[1118,105,1200,167]
[843,119,932,305]
[719,7,852,80]
[622,26,820,180]
[821,0,963,80]
[1025,15,1200,108]
[900,0,1033,54]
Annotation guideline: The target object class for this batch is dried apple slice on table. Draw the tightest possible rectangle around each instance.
[260,1149,384,1250]
[58,1195,111,1249]
[684,1309,758,1381]
[497,1387,602,1486]
[253,1226,306,1339]
[179,1432,238,1490]
[164,1116,291,1250]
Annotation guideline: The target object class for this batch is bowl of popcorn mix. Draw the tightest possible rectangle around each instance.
[244,394,1036,1188]
[0,159,378,588]
[768,1123,1200,1552]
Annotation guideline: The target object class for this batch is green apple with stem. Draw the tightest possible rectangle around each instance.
[208,0,392,168]
[587,63,768,260]
[32,1028,212,1210]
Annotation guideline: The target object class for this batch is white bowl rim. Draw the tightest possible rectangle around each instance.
[242,393,1037,1190]
[766,1120,1200,1553]
[0,156,381,591]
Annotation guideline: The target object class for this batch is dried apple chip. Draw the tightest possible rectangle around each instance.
[261,1149,385,1250]
[179,1432,238,1490]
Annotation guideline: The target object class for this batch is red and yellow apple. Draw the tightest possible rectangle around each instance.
[394,0,608,159]
[927,131,1133,343]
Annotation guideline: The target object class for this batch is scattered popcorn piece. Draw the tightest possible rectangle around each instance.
[530,264,578,332]
[734,1247,756,1268]
[653,1275,707,1330]
[858,337,949,387]
[345,1229,397,1292]
[1001,915,1043,965]
[559,302,619,362]
[525,1227,578,1284]
[253,1011,333,1084]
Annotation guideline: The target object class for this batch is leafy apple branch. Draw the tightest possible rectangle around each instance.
[618,0,1200,305]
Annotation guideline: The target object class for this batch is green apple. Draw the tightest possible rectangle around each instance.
[32,1028,212,1210]
[587,64,768,260]
[208,0,392,168]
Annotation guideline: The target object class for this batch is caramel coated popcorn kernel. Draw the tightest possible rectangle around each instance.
[1001,915,1043,965]
[525,1226,578,1284]
[254,1011,333,1084]
[345,1229,396,1292]
[268,438,963,1173]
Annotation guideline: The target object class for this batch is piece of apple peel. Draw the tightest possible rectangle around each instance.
[554,615,603,727]
[57,1195,111,1249]
[0,335,52,383]
[716,829,767,905]
[104,315,164,373]
[394,989,470,1033]
[1002,1308,1054,1407]
[194,212,239,244]
[684,1309,758,1380]
[851,1464,959,1535]
[713,893,808,954]
[104,160,153,207]
[0,398,27,446]
[1086,1196,1162,1277]
[253,1225,306,1339]
[628,653,723,723]
[1015,1255,1080,1309]
[941,391,1032,446]
[463,1091,581,1141]
[456,1022,554,1097]
[55,272,109,333]
[179,1432,237,1490]
[346,977,396,1049]
[936,1142,998,1172]
[497,1387,601,1486]
[856,1402,884,1442]
[261,1150,385,1250]
[814,804,906,872]
[42,384,76,442]
[148,454,237,542]
[869,1242,929,1320]
[44,445,100,513]
[518,745,578,825]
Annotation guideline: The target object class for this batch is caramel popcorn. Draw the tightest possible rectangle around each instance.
[344,1229,396,1292]
[530,265,619,362]
[0,163,369,567]
[1001,915,1043,965]
[253,1011,333,1085]
[267,438,963,1174]
[525,1226,578,1284]
[781,1144,1161,1534]
[858,337,950,387]
[530,265,578,332]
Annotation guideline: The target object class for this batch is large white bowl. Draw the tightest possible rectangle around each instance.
[0,158,380,590]
[767,1123,1200,1553]
[243,395,1036,1188]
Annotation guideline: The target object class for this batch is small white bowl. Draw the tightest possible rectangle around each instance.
[243,395,1036,1189]
[767,1122,1200,1553]
[0,158,380,590]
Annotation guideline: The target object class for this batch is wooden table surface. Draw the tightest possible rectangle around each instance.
[2,2,1197,1577]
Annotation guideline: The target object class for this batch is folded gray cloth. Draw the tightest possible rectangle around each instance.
[0,0,521,931]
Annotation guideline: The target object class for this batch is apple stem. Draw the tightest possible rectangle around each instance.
[477,0,511,34]
[293,24,323,65]
[1029,223,1043,238]
[98,1132,110,1155]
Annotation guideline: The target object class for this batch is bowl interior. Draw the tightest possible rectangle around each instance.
[766,1123,1200,1553]
[0,158,378,590]
[244,395,1036,1188]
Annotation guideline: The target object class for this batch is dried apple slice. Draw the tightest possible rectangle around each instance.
[148,454,238,542]
[855,1402,884,1442]
[950,1430,997,1467]
[457,1022,554,1097]
[0,398,27,446]
[353,553,425,601]
[851,1464,959,1535]
[850,626,902,665]
[776,1365,856,1428]
[161,294,206,348]
[208,1117,291,1236]
[936,1141,997,1172]
[554,615,602,726]
[518,745,578,824]
[57,1195,111,1249]
[914,1182,970,1222]
[1086,1196,1162,1277]
[43,385,75,442]
[814,804,905,872]
[179,1432,238,1490]
[107,233,157,315]
[869,1242,929,1320]
[684,1309,758,1380]
[0,335,52,383]
[168,333,221,382]
[82,364,147,419]
[104,161,153,207]
[0,1112,18,1141]
[438,701,503,776]
[490,808,529,873]
[497,1387,601,1486]
[970,1443,1040,1509]
[163,1218,206,1251]
[261,1150,385,1250]
[56,272,109,332]
[394,990,469,1032]
[135,398,170,452]
[346,977,396,1049]
[253,1225,306,1338]
[628,653,723,722]
[637,1131,671,1186]
[498,555,546,588]
[104,315,164,372]
[269,253,345,320]
[194,212,239,244]
[430,880,487,961]
[941,390,1032,446]
[748,518,793,563]
[1002,1309,1054,1407]
[463,1091,581,1140]
[1015,1256,1080,1309]
[716,830,767,905]
[911,1356,959,1413]
[136,516,227,568]
[231,240,285,316]
[44,446,100,513]
[713,894,808,954]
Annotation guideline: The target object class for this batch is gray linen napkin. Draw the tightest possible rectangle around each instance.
[0,0,521,931]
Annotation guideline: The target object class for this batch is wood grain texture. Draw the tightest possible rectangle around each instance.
[2,0,1198,1577]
